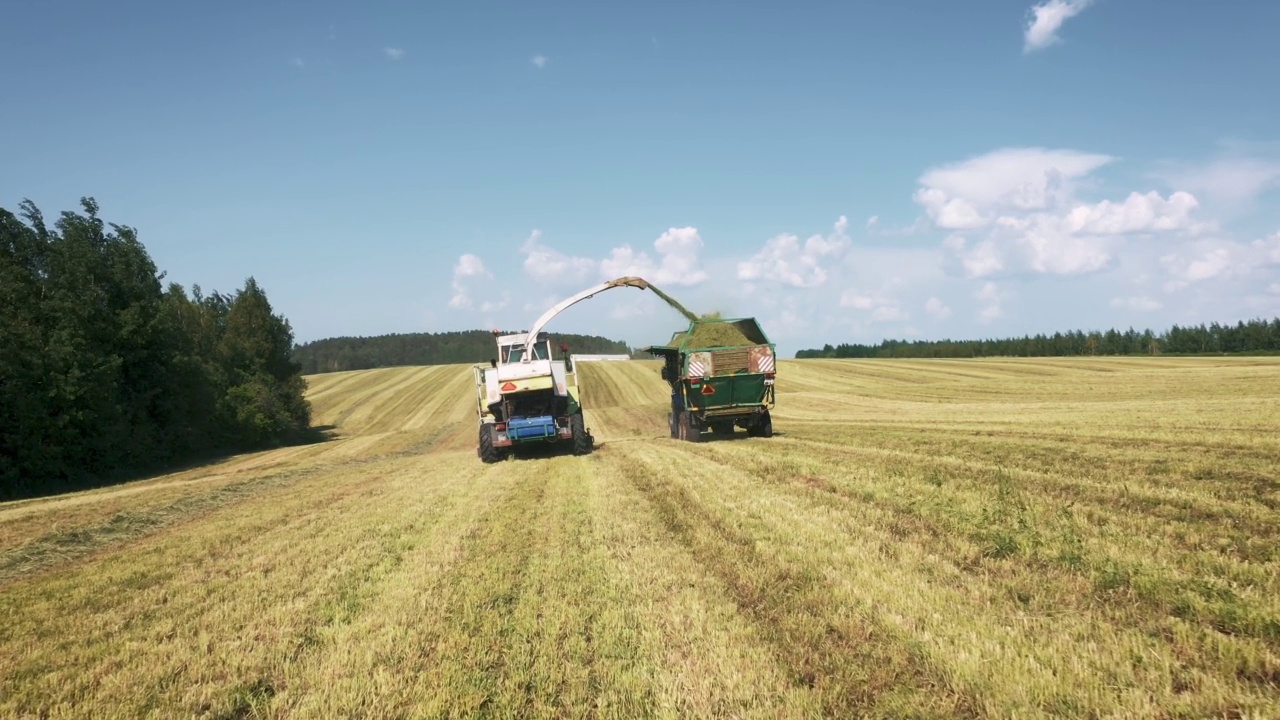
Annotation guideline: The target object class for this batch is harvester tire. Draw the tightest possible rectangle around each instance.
[478,425,503,463]
[748,409,773,438]
[571,413,593,455]
[668,412,679,439]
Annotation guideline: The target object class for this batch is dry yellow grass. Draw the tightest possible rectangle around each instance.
[2,356,1278,718]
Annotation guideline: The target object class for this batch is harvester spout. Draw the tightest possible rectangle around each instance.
[520,276,698,359]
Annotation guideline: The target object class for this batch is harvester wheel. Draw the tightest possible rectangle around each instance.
[678,411,700,443]
[478,425,503,463]
[668,412,679,439]
[571,413,593,455]
[748,409,773,438]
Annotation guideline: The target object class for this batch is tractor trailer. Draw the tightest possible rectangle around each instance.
[644,317,776,441]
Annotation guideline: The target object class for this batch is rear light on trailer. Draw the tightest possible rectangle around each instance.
[765,372,775,379]
[500,382,517,391]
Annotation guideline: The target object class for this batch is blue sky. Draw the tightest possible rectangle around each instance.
[4,0,1280,357]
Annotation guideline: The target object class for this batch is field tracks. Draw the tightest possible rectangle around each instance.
[2,358,1279,718]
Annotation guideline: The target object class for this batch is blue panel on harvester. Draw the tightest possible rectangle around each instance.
[508,415,557,440]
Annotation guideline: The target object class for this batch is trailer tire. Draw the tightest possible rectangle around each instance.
[748,409,773,438]
[679,411,700,443]
[571,413,593,455]
[479,425,503,463]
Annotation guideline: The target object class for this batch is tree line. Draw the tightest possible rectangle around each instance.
[1,198,311,499]
[796,318,1280,359]
[293,331,632,374]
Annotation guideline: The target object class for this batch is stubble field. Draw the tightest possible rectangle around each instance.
[1,357,1278,718]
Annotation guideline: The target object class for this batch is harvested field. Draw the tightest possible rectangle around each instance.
[2,357,1279,718]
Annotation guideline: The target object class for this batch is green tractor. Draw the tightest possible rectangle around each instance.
[644,317,776,441]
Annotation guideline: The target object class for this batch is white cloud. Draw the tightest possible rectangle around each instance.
[1110,296,1163,312]
[866,215,879,229]
[1156,158,1280,210]
[1151,232,1280,294]
[1253,232,1280,264]
[975,282,1006,323]
[841,292,874,310]
[738,216,850,288]
[914,188,988,229]
[873,305,908,322]
[917,147,1112,218]
[384,47,405,60]
[1159,240,1249,292]
[1156,232,1280,293]
[1022,234,1112,275]
[480,293,510,313]
[518,226,708,289]
[601,226,708,286]
[520,230,596,285]
[1182,249,1233,283]
[840,289,907,323]
[531,54,548,69]
[1268,283,1280,295]
[1024,0,1093,53]
[455,253,487,278]
[922,148,1205,281]
[925,297,952,320]
[943,236,1006,278]
[992,215,1113,275]
[653,227,708,285]
[449,253,491,310]
[1064,191,1201,235]
[289,57,305,68]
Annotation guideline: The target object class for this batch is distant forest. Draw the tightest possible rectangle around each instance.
[796,317,1280,359]
[293,331,633,374]
[1,198,312,499]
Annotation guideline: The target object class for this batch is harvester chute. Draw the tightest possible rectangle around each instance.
[517,276,697,361]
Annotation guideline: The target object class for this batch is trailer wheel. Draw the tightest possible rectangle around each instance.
[571,413,593,455]
[478,425,503,463]
[748,409,773,438]
[679,411,701,443]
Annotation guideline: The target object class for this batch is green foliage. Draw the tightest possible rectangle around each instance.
[796,319,1280,359]
[293,331,631,374]
[0,198,311,499]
